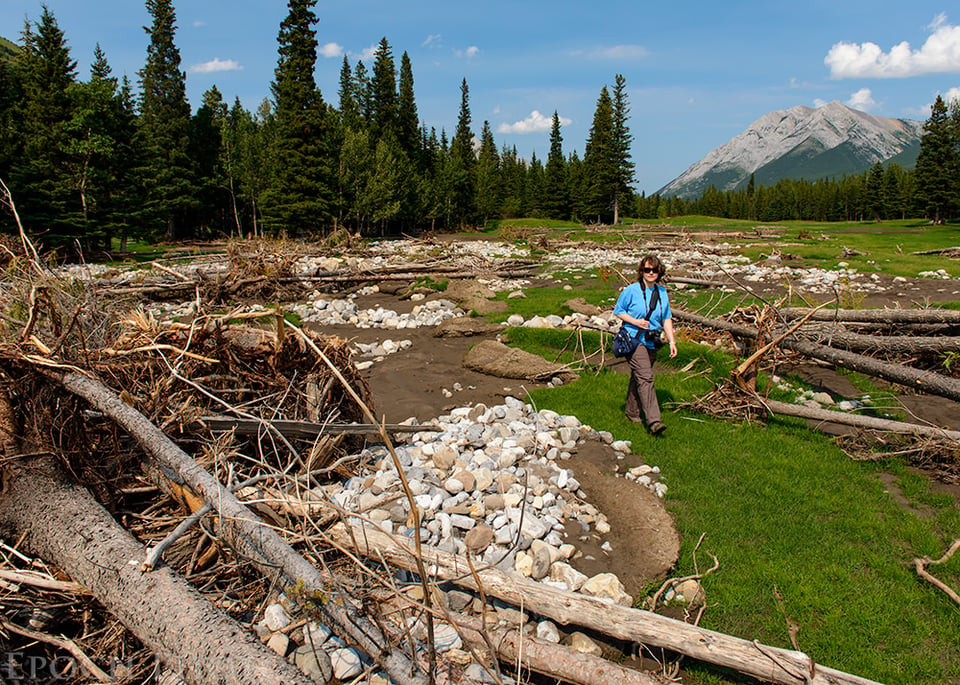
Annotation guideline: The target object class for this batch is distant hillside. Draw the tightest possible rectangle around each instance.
[0,36,19,63]
[658,101,923,198]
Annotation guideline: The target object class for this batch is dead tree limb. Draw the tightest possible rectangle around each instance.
[913,539,960,606]
[0,459,313,685]
[330,521,883,685]
[44,368,428,685]
[758,398,960,442]
[673,310,960,402]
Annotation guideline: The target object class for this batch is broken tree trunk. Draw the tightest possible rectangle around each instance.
[47,368,428,685]
[452,613,663,685]
[673,310,960,403]
[0,459,313,685]
[330,521,882,685]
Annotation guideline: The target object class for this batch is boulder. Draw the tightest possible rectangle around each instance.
[463,340,578,383]
[434,317,503,337]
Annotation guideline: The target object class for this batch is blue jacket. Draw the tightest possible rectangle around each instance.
[613,282,672,349]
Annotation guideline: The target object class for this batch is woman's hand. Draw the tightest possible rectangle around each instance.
[668,341,678,358]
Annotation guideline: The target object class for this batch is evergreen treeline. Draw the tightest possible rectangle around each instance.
[1,2,957,260]
[0,0,636,255]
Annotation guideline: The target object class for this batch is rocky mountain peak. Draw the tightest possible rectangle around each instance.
[658,101,922,198]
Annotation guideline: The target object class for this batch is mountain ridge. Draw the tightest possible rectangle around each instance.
[657,101,922,198]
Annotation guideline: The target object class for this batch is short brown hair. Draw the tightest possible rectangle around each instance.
[637,254,666,282]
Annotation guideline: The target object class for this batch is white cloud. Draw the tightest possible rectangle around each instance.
[422,34,442,48]
[455,45,480,58]
[813,98,829,108]
[585,45,649,60]
[188,58,242,74]
[351,44,378,61]
[319,42,344,58]
[846,87,877,111]
[825,14,960,78]
[192,20,205,28]
[945,86,960,104]
[496,110,572,135]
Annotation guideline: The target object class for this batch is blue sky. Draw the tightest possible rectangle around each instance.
[3,0,960,194]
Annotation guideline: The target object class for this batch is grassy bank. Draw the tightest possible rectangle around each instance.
[503,327,960,684]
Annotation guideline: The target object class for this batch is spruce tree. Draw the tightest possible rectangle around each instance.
[370,37,397,144]
[474,120,500,225]
[448,79,476,227]
[138,0,197,240]
[66,45,134,252]
[262,0,335,235]
[914,95,957,223]
[14,7,80,251]
[610,74,635,224]
[581,85,615,223]
[397,52,420,162]
[542,111,568,219]
[190,86,227,236]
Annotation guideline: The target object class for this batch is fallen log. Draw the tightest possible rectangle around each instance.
[759,398,960,442]
[195,416,434,439]
[796,326,960,355]
[330,521,882,685]
[47,368,428,685]
[0,458,313,685]
[673,310,960,403]
[779,307,960,325]
[452,613,662,685]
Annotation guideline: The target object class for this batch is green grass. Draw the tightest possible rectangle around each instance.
[501,329,960,684]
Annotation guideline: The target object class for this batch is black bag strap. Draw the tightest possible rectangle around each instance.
[642,284,661,324]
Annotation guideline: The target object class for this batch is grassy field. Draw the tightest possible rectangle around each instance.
[500,328,960,684]
[481,219,960,684]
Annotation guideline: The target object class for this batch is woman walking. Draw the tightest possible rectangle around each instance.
[613,254,677,434]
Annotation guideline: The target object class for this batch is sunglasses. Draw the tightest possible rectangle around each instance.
[641,267,658,273]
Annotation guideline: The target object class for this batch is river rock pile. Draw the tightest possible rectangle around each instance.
[340,396,662,593]
[291,291,464,330]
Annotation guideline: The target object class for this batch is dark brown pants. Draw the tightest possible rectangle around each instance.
[625,345,660,425]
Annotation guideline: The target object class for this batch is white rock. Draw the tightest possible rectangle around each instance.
[580,573,633,606]
[263,603,290,632]
[330,648,363,680]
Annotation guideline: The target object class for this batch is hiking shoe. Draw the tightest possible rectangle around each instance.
[648,421,666,435]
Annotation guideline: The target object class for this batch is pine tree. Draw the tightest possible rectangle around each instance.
[914,95,957,223]
[138,0,197,240]
[542,111,568,219]
[262,0,335,235]
[610,74,635,224]
[13,7,80,251]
